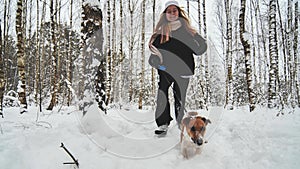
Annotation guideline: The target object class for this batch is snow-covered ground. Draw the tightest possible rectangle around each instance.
[1,104,299,169]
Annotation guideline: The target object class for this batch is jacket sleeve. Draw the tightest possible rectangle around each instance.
[190,33,207,56]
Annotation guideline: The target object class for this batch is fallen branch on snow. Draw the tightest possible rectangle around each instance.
[60,142,79,168]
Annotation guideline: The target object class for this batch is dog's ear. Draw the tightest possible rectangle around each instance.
[182,117,191,126]
[201,117,211,125]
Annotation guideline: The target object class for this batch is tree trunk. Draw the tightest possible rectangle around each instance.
[252,0,264,97]
[47,0,58,110]
[110,0,116,103]
[138,0,146,109]
[106,0,112,105]
[194,0,204,109]
[294,2,300,107]
[287,0,295,107]
[118,0,124,102]
[151,0,156,99]
[0,23,4,117]
[250,0,257,86]
[224,0,233,110]
[239,0,255,111]
[197,0,201,33]
[203,0,209,110]
[39,0,46,112]
[35,0,42,112]
[16,0,28,113]
[67,0,73,106]
[3,0,8,89]
[128,0,135,102]
[268,0,279,108]
[56,0,62,101]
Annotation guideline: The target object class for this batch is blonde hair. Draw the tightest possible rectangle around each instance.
[150,6,197,44]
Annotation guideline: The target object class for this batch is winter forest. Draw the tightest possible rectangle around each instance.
[0,0,299,116]
[0,0,299,168]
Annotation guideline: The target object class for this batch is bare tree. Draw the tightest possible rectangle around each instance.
[105,0,112,105]
[287,0,296,107]
[2,0,8,87]
[67,0,74,106]
[268,0,279,108]
[16,0,28,113]
[110,0,117,103]
[138,0,146,109]
[239,0,255,111]
[0,23,4,118]
[128,0,139,102]
[35,0,42,112]
[47,0,58,110]
[151,0,156,98]
[56,0,62,100]
[203,0,209,109]
[294,2,299,106]
[256,0,269,99]
[39,0,47,111]
[251,0,266,97]
[224,0,233,110]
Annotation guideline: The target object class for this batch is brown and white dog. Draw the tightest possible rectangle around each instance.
[180,111,211,159]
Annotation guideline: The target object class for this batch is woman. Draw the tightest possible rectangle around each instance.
[148,0,207,135]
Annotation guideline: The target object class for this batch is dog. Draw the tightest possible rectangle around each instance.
[180,111,211,159]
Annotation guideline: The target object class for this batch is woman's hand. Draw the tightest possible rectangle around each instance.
[149,44,163,64]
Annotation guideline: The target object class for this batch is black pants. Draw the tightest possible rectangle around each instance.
[155,70,190,127]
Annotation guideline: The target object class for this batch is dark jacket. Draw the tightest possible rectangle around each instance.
[149,26,207,76]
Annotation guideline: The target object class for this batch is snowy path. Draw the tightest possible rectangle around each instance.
[1,105,300,169]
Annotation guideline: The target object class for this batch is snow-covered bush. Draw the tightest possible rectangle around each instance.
[3,90,20,107]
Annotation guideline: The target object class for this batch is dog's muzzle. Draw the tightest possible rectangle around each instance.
[192,138,203,146]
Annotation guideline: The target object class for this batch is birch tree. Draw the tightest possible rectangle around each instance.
[67,0,74,106]
[128,0,139,102]
[268,0,279,108]
[47,0,58,110]
[239,0,255,111]
[287,0,295,107]
[256,0,269,99]
[3,0,8,86]
[56,0,62,99]
[110,0,116,103]
[16,0,28,113]
[151,0,156,98]
[138,0,146,109]
[106,0,112,104]
[203,0,209,109]
[0,24,4,117]
[35,0,42,111]
[294,2,299,106]
[117,0,125,102]
[251,0,266,97]
[39,0,46,111]
[224,0,233,110]
[4,0,12,90]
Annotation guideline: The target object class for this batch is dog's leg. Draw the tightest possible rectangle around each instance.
[195,146,203,155]
[180,125,185,143]
[182,146,188,159]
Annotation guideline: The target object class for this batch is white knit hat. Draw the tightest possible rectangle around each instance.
[164,0,179,10]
